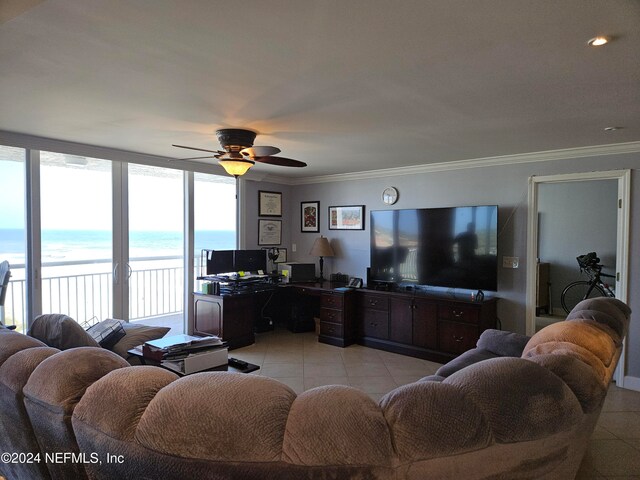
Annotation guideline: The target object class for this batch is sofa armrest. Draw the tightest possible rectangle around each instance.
[477,329,530,357]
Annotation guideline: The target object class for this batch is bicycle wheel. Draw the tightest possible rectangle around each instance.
[561,281,607,314]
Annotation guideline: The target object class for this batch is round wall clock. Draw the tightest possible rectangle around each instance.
[382,187,399,205]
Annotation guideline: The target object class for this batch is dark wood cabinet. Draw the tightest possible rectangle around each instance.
[193,293,255,349]
[411,298,438,350]
[358,293,390,340]
[318,290,356,347]
[389,297,413,344]
[356,289,497,362]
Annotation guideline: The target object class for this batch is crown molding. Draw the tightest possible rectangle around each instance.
[263,141,640,185]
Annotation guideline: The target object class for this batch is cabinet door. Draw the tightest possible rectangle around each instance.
[194,297,222,336]
[389,297,413,344]
[438,321,478,355]
[361,309,389,339]
[412,298,438,349]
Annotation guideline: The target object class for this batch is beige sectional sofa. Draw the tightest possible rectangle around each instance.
[0,297,630,479]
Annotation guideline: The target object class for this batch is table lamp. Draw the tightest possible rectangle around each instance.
[309,236,335,281]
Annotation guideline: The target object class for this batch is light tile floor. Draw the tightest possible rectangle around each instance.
[233,327,640,479]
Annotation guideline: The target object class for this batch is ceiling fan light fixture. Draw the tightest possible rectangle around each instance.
[218,158,255,177]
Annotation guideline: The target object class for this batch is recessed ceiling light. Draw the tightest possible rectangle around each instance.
[604,126,623,132]
[587,36,611,47]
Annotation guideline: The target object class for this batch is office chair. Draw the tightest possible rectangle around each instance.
[0,260,16,330]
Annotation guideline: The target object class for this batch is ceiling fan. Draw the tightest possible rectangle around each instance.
[173,128,307,177]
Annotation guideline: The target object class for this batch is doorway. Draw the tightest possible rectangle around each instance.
[526,170,630,386]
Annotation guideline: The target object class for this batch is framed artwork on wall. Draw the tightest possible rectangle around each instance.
[258,219,282,245]
[259,190,282,217]
[301,201,320,232]
[328,205,365,230]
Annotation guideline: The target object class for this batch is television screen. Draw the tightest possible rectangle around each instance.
[234,250,267,273]
[370,205,498,291]
[206,250,235,275]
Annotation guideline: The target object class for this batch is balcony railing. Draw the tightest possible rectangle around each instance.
[3,257,191,333]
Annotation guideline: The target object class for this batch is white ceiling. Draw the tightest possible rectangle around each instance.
[1,0,639,178]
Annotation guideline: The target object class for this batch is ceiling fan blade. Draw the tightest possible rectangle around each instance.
[172,144,224,155]
[240,146,281,158]
[178,155,219,160]
[253,156,307,168]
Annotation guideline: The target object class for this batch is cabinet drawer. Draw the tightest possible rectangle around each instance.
[361,310,389,339]
[321,294,344,309]
[359,294,389,311]
[438,321,479,355]
[320,321,343,338]
[320,307,343,325]
[438,305,480,324]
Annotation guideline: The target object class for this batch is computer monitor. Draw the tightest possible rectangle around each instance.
[206,250,235,275]
[234,250,267,273]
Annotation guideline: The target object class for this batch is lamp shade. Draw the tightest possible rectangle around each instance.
[218,158,255,177]
[309,236,335,257]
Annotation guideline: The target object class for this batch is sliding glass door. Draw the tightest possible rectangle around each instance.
[127,164,184,334]
[39,152,113,324]
[0,146,27,330]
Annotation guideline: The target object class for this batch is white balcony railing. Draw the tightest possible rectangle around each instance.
[3,257,189,333]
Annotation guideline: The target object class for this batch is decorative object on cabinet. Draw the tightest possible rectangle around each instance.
[309,236,335,281]
[328,205,365,230]
[258,219,282,245]
[258,190,282,217]
[301,201,320,232]
[382,186,399,205]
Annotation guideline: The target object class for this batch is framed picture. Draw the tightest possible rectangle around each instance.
[259,190,282,217]
[329,205,365,230]
[301,201,320,232]
[273,248,287,263]
[262,247,287,264]
[258,219,282,245]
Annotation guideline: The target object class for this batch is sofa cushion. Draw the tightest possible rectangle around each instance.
[523,321,616,368]
[0,329,47,367]
[28,314,99,350]
[435,348,497,378]
[476,329,531,357]
[110,322,170,359]
[283,385,393,466]
[444,357,583,443]
[381,381,491,461]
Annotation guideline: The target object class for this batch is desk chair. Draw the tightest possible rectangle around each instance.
[0,261,16,330]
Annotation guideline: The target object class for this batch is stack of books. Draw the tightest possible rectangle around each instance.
[142,334,228,374]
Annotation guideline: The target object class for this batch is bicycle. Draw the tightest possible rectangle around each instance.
[560,252,616,314]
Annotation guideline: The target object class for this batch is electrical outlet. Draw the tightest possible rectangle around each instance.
[292,243,297,252]
[502,256,519,268]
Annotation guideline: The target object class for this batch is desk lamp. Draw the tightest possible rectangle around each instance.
[309,236,335,281]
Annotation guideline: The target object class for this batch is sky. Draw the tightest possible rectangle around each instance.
[0,153,236,232]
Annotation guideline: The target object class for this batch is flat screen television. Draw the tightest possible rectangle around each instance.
[370,205,498,291]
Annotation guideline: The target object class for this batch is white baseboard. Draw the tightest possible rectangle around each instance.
[620,376,640,392]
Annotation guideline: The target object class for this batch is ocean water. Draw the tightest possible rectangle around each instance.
[0,228,235,266]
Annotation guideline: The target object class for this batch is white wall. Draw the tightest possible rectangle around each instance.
[247,153,640,381]
[538,180,618,312]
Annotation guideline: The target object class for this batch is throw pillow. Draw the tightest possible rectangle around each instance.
[110,322,170,358]
[28,314,99,350]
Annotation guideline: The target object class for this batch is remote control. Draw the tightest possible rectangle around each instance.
[228,357,248,368]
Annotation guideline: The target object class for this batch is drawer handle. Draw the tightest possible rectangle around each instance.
[369,322,378,327]
[328,327,335,333]
[453,335,464,343]
[369,300,378,306]
[452,310,463,318]
[327,313,335,319]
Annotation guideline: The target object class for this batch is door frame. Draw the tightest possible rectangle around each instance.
[526,169,631,386]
